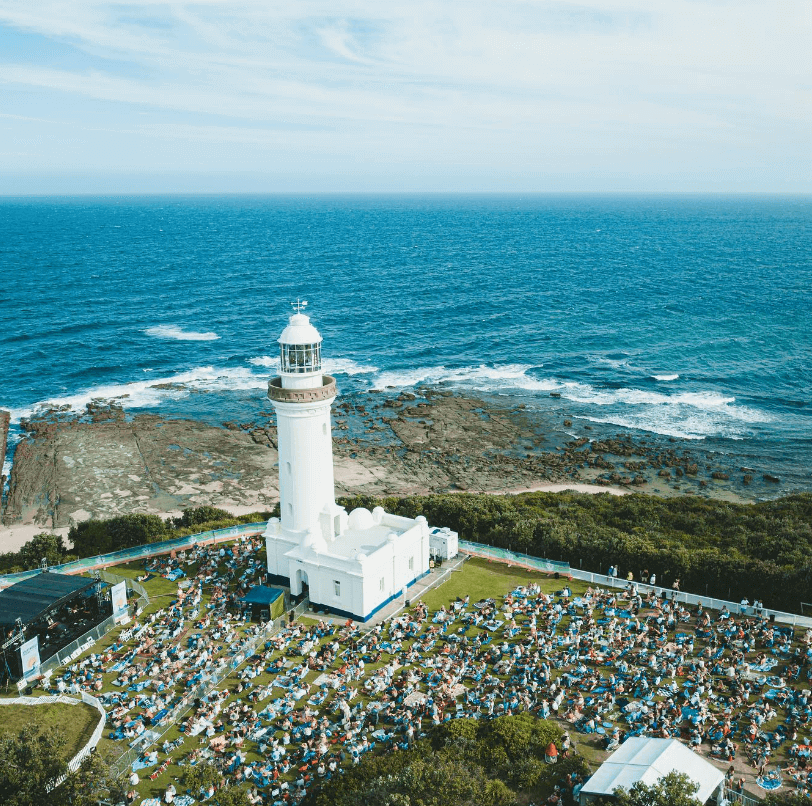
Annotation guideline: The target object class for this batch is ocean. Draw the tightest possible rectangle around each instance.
[1,194,810,497]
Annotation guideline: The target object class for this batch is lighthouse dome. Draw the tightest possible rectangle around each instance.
[279,313,322,346]
[278,311,323,375]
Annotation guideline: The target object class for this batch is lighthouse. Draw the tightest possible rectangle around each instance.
[267,300,345,542]
[262,302,453,621]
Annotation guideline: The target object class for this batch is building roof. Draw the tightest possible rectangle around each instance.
[0,572,97,627]
[238,585,284,606]
[278,313,322,345]
[580,737,724,805]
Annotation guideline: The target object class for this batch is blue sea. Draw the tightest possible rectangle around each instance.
[1,194,810,498]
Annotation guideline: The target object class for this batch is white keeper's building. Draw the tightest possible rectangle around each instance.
[263,304,455,621]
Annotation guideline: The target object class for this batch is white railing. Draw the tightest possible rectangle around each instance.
[0,693,106,785]
[457,539,812,629]
[562,568,812,629]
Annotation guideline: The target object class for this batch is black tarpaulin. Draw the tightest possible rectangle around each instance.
[0,572,96,627]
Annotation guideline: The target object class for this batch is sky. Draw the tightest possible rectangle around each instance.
[0,1,810,193]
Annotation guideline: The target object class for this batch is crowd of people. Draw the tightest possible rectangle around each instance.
[48,538,812,805]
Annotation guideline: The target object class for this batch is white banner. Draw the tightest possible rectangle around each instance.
[111,581,128,621]
[20,636,41,680]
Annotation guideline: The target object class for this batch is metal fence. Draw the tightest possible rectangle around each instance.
[0,522,267,589]
[459,540,571,574]
[563,568,812,630]
[110,617,281,776]
[456,539,812,629]
[39,614,119,675]
[724,786,762,806]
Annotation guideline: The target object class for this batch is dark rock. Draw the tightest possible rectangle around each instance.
[711,471,729,480]
[763,474,780,483]
[742,474,753,485]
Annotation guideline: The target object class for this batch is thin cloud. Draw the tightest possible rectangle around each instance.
[0,1,809,191]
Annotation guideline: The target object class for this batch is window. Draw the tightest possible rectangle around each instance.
[288,503,293,518]
[286,461,291,475]
[323,423,327,436]
[280,342,322,374]
[333,580,341,597]
[408,556,414,571]
[379,577,385,592]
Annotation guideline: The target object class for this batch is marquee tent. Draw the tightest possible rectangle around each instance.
[238,585,285,621]
[579,737,725,805]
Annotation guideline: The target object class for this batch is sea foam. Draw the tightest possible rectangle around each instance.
[370,363,557,393]
[11,365,270,422]
[144,325,220,341]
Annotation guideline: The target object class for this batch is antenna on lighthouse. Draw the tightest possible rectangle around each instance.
[292,299,308,314]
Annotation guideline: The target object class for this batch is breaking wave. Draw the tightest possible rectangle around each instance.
[371,363,557,393]
[144,325,220,341]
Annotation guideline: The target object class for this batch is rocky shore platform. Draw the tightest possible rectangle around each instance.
[1,388,764,538]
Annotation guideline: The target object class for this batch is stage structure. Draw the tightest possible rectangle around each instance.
[263,302,457,621]
[0,570,109,682]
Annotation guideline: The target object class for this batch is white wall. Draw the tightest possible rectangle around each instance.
[263,519,298,580]
[273,397,336,536]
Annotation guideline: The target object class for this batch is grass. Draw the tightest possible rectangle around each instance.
[119,558,603,800]
[15,545,801,801]
[0,702,101,761]
[420,557,589,611]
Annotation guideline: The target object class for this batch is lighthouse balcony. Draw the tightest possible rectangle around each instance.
[268,375,336,402]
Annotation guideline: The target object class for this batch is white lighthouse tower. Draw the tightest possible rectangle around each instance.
[263,302,445,621]
[269,300,344,540]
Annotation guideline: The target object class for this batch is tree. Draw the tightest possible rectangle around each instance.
[17,533,69,569]
[763,794,812,806]
[0,724,123,806]
[69,519,115,556]
[0,724,67,806]
[183,760,250,806]
[613,772,702,806]
[174,506,233,528]
[106,513,167,548]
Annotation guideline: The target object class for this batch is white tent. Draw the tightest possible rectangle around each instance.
[580,737,725,805]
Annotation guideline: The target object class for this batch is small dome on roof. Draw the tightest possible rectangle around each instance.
[302,527,327,554]
[279,313,322,346]
[347,507,374,531]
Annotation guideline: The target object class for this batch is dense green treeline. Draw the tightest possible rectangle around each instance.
[0,506,271,574]
[302,714,587,806]
[4,491,812,613]
[338,492,812,614]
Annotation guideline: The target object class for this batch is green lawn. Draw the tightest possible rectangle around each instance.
[0,702,101,761]
[420,556,589,611]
